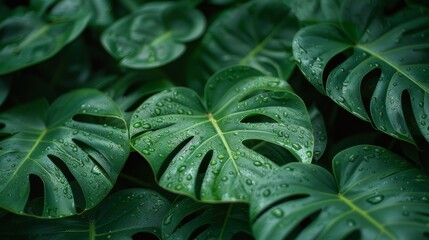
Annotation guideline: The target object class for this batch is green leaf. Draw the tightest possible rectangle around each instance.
[85,0,113,26]
[0,0,92,75]
[0,188,170,239]
[102,71,174,126]
[293,0,429,144]
[162,197,252,239]
[284,0,341,24]
[0,80,9,107]
[101,2,205,69]
[130,65,313,202]
[0,89,129,217]
[187,0,299,93]
[250,145,429,239]
[309,104,327,160]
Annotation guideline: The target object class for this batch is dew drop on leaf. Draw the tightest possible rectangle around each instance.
[346,219,356,227]
[271,208,284,218]
[366,194,384,204]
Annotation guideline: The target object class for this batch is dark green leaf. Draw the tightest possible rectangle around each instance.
[284,0,341,24]
[250,145,429,239]
[0,89,129,217]
[85,0,113,26]
[101,2,205,69]
[0,80,9,107]
[0,188,170,239]
[293,0,429,145]
[187,0,299,93]
[162,197,252,239]
[0,0,92,75]
[130,65,313,202]
[309,104,327,160]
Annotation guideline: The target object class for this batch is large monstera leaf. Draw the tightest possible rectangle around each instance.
[130,65,313,202]
[0,188,170,240]
[293,0,429,145]
[250,145,429,239]
[101,1,205,69]
[0,0,91,75]
[0,89,129,217]
[187,0,299,93]
[162,197,252,239]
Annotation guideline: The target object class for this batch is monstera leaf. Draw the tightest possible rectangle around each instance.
[284,0,341,23]
[187,0,299,93]
[162,197,252,239]
[0,0,92,75]
[102,71,174,125]
[293,0,429,145]
[130,65,313,202]
[0,89,129,217]
[250,145,429,239]
[101,1,205,69]
[0,188,170,240]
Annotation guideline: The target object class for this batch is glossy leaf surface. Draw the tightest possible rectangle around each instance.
[0,89,129,217]
[0,188,170,239]
[162,197,252,239]
[187,0,299,93]
[251,145,429,239]
[293,0,429,144]
[0,0,91,75]
[101,2,205,69]
[130,65,313,202]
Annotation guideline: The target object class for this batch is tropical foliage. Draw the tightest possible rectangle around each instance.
[0,0,428,239]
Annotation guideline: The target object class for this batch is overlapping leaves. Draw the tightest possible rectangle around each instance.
[130,65,313,202]
[293,0,429,145]
[0,89,129,217]
[187,0,299,93]
[250,145,429,239]
[0,0,91,75]
[0,189,170,239]
[101,1,205,69]
[162,197,252,239]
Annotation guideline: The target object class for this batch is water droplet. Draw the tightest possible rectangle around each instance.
[133,122,141,128]
[271,208,284,218]
[186,174,192,180]
[253,161,262,166]
[217,154,225,159]
[349,154,357,162]
[142,123,151,129]
[221,176,228,181]
[156,102,164,107]
[285,167,294,171]
[246,179,253,185]
[292,143,302,150]
[366,194,384,204]
[155,108,161,115]
[91,165,102,175]
[175,185,183,190]
[178,166,186,172]
[346,219,356,227]
[263,189,271,197]
[163,214,173,225]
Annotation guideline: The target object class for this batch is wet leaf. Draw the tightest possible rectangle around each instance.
[293,0,429,145]
[0,89,129,217]
[101,1,205,69]
[130,65,313,202]
[0,0,91,75]
[162,197,252,239]
[251,145,429,239]
[0,188,170,239]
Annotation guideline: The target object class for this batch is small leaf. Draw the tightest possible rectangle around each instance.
[293,0,429,145]
[250,145,429,239]
[130,65,313,202]
[0,89,129,217]
[162,197,252,239]
[101,2,205,69]
[0,188,170,239]
[187,0,299,93]
[0,0,92,75]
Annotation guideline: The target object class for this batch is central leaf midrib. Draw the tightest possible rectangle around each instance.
[338,194,396,239]
[208,113,240,176]
[0,129,47,191]
[355,44,425,91]
[239,17,287,65]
